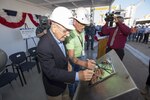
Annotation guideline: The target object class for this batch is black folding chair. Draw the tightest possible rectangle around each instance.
[0,64,18,88]
[28,47,41,73]
[0,49,19,88]
[9,51,36,86]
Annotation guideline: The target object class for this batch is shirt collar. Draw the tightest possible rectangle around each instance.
[73,29,85,36]
[50,29,62,44]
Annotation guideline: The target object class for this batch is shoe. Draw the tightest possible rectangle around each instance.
[69,94,74,100]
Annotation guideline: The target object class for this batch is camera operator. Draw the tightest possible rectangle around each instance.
[100,14,131,60]
[36,16,51,38]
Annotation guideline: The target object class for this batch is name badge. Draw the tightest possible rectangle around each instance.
[81,50,85,56]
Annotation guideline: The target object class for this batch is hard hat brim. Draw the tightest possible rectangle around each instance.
[73,18,90,26]
[65,24,75,30]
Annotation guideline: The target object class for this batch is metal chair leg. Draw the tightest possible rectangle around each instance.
[35,57,41,73]
[19,68,27,85]
[16,68,24,86]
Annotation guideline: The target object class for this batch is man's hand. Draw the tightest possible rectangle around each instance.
[114,16,119,23]
[86,59,96,70]
[78,69,94,81]
[68,62,72,72]
[36,29,47,38]
[43,29,47,34]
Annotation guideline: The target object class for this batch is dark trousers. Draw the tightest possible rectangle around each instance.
[143,33,149,44]
[86,38,94,50]
[136,33,143,42]
[132,33,137,41]
[146,60,150,86]
[106,47,124,61]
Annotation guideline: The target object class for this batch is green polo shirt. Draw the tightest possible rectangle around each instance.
[65,29,85,57]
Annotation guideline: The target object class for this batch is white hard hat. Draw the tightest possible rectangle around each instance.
[50,7,74,30]
[74,7,90,25]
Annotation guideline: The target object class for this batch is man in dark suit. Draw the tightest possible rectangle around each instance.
[37,7,94,100]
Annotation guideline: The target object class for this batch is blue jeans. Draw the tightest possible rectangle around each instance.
[68,56,86,98]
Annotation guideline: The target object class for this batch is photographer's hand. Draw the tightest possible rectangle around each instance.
[114,16,119,23]
[36,29,47,38]
[43,29,47,34]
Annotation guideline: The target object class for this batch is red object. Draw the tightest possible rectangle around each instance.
[0,13,26,28]
[94,35,98,41]
[0,12,39,28]
[28,13,39,27]
[101,22,131,49]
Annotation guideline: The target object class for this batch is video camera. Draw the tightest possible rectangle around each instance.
[105,11,121,27]
[36,16,50,35]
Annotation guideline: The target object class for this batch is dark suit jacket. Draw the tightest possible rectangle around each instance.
[37,30,76,96]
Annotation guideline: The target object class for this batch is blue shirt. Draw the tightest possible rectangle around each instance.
[50,29,66,57]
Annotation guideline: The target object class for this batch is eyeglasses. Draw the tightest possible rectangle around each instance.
[56,24,71,35]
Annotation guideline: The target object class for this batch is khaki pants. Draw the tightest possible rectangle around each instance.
[47,87,70,100]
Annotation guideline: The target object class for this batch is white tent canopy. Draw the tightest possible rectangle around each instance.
[17,0,115,10]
